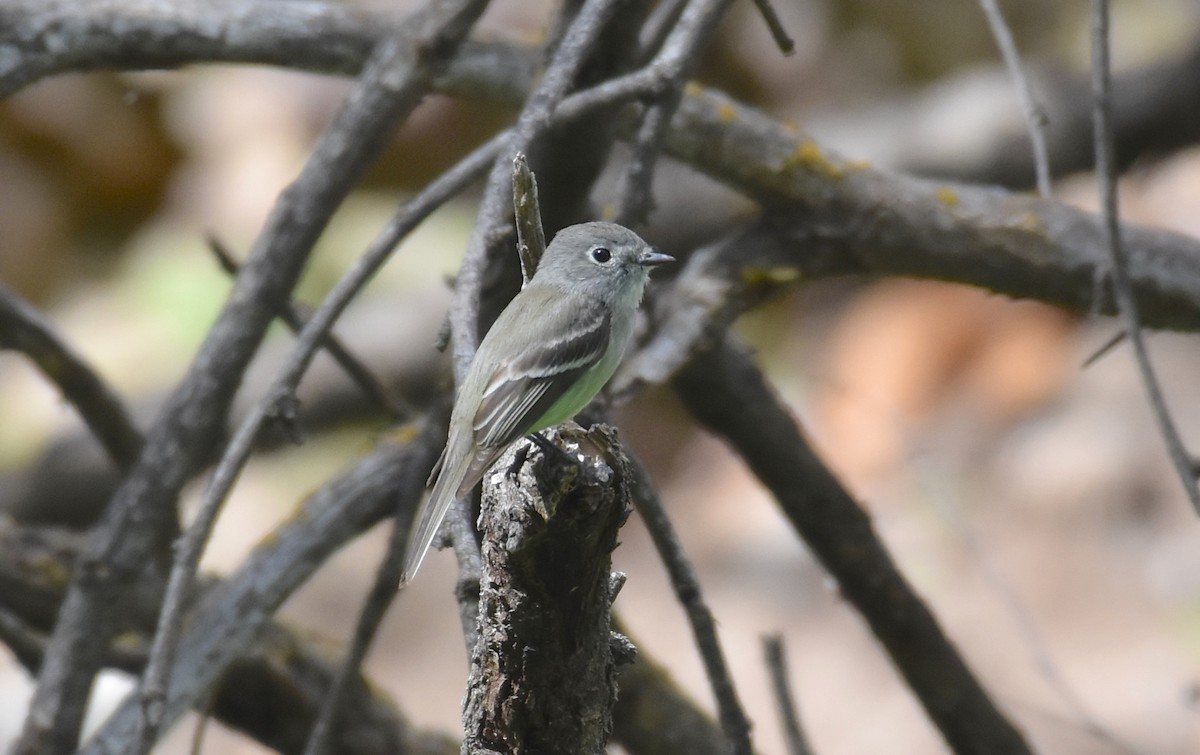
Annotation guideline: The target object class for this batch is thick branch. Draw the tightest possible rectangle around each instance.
[663,87,1200,329]
[6,3,1200,333]
[674,337,1032,755]
[463,425,631,754]
[0,0,382,98]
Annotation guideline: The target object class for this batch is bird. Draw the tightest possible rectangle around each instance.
[402,221,674,582]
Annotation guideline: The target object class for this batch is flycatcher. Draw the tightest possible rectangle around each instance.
[403,221,673,581]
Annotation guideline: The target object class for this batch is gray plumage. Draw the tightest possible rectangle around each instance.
[402,221,672,582]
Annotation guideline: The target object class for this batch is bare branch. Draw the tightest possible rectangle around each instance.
[748,0,796,56]
[674,337,1032,755]
[0,283,143,469]
[463,425,631,753]
[0,513,456,755]
[0,0,380,98]
[976,0,1051,197]
[81,418,445,753]
[614,0,736,225]
[627,453,754,754]
[206,235,412,421]
[661,88,1200,331]
[762,635,813,755]
[1090,0,1200,512]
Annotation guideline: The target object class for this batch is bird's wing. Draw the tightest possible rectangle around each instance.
[472,293,611,452]
[402,292,610,584]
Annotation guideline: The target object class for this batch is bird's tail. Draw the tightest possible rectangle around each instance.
[402,445,472,584]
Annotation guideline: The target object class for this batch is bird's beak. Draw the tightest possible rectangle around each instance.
[638,248,675,267]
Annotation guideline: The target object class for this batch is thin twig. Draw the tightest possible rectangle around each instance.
[0,283,143,469]
[615,0,737,225]
[187,690,216,755]
[977,0,1051,197]
[762,635,813,755]
[1090,0,1200,512]
[511,152,547,285]
[915,452,1138,754]
[301,500,416,755]
[206,235,412,420]
[1081,329,1126,368]
[748,0,795,55]
[637,0,688,62]
[627,453,754,755]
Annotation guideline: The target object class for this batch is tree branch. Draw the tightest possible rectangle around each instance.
[7,3,1200,334]
[626,452,753,754]
[1088,0,1199,510]
[463,425,631,753]
[0,502,730,755]
[0,283,143,469]
[0,515,456,755]
[674,337,1032,755]
[137,47,492,752]
[81,416,445,753]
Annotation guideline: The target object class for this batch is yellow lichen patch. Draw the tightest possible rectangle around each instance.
[847,159,872,172]
[717,103,737,123]
[1018,211,1043,233]
[741,266,802,286]
[28,553,70,587]
[936,187,959,207]
[383,422,421,445]
[113,630,148,655]
[684,81,702,97]
[786,140,844,180]
[255,528,283,551]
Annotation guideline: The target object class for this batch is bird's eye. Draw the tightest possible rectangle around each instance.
[590,247,612,263]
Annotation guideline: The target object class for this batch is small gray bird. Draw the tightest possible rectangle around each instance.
[402,221,673,582]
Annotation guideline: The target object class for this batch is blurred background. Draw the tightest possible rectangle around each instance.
[3,0,1200,752]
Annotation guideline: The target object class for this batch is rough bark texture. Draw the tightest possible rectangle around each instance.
[463,424,633,755]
